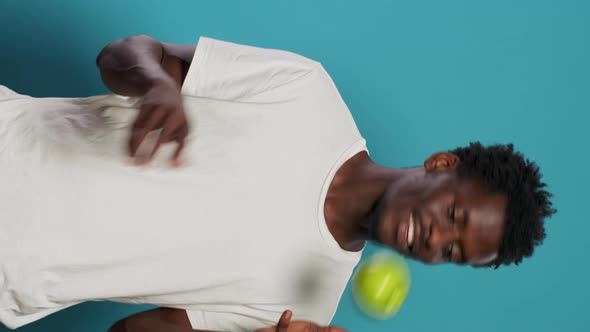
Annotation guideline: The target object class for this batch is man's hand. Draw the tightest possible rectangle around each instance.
[97,35,195,166]
[255,310,348,332]
[129,78,189,166]
[273,310,292,332]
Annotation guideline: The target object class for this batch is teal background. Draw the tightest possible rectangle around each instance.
[0,0,587,331]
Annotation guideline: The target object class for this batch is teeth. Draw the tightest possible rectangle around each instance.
[408,213,415,247]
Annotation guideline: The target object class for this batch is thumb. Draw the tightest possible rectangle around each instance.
[330,328,349,332]
[276,310,292,332]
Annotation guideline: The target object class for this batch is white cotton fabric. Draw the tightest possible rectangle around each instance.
[0,37,367,331]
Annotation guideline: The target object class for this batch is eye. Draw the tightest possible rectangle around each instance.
[448,203,456,222]
[446,243,454,261]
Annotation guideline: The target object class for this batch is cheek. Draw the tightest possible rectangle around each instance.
[384,177,429,208]
[418,249,445,264]
[417,251,447,265]
[411,177,456,211]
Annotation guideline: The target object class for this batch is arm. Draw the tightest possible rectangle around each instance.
[107,307,215,332]
[96,34,194,96]
[107,308,346,332]
[96,34,319,162]
[96,35,195,163]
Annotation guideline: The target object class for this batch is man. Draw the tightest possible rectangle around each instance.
[0,35,555,332]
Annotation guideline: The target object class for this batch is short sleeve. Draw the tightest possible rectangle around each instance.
[180,37,319,101]
[0,85,23,99]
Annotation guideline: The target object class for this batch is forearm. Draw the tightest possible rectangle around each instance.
[107,317,219,332]
[97,34,174,97]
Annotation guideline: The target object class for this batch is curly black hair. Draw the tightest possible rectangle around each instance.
[449,142,556,268]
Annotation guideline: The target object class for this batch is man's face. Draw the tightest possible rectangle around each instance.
[370,154,507,266]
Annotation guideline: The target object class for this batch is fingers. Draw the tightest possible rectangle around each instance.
[275,310,292,332]
[152,124,188,168]
[328,327,349,332]
[171,136,186,167]
[130,107,188,165]
[129,105,168,158]
[151,114,187,159]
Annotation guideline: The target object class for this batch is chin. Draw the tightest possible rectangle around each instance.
[372,205,399,247]
[366,208,386,243]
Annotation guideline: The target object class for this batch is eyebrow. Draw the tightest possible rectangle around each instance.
[461,207,499,266]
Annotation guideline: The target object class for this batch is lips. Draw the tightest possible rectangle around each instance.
[395,212,411,252]
[392,210,422,256]
[407,212,415,248]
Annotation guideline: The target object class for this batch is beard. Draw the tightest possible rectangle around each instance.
[367,193,387,242]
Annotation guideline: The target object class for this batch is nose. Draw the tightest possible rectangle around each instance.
[426,220,459,250]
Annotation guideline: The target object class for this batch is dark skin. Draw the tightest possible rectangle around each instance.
[98,35,506,331]
[100,35,349,332]
[324,152,506,266]
[97,34,194,166]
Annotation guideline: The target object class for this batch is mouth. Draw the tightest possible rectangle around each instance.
[407,212,415,250]
[395,210,420,255]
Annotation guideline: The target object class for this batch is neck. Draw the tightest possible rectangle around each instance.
[324,153,417,251]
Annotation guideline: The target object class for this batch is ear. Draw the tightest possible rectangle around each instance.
[424,152,460,172]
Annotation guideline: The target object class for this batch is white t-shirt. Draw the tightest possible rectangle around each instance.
[0,37,367,331]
